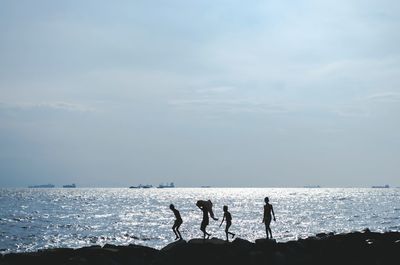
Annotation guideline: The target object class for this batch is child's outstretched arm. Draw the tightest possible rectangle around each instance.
[219,214,225,227]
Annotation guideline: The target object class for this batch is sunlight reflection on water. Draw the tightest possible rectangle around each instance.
[0,187,399,253]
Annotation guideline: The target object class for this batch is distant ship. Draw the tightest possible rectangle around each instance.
[371,185,390,188]
[303,185,321,188]
[28,184,55,188]
[129,184,153,189]
[157,182,175,188]
[63,184,76,188]
[201,186,211,188]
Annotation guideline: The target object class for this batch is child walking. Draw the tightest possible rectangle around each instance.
[219,205,235,242]
[197,202,212,239]
[169,204,183,240]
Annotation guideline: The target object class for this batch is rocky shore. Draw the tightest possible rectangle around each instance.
[1,231,399,265]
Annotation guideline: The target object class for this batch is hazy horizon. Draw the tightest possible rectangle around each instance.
[2,184,398,189]
[1,1,400,188]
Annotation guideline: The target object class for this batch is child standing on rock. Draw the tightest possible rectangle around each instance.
[169,204,183,240]
[262,197,276,239]
[197,202,212,239]
[219,205,235,242]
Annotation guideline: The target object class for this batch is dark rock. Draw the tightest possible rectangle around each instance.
[1,231,399,265]
[161,239,187,252]
[316,232,327,238]
[188,237,226,245]
[272,251,286,265]
[255,238,276,244]
[102,244,117,249]
[362,228,371,233]
[231,237,254,250]
[207,238,227,245]
[188,238,207,244]
[365,238,374,245]
[255,238,277,248]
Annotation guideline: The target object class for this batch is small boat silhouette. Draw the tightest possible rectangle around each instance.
[28,184,55,188]
[371,184,389,188]
[63,184,76,188]
[129,184,153,189]
[157,182,175,188]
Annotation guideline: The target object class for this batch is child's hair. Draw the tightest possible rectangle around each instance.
[264,197,269,203]
[169,204,174,209]
[223,205,228,211]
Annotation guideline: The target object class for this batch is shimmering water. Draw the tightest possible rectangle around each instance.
[0,188,399,253]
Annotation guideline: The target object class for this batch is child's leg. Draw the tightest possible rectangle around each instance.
[226,222,234,239]
[201,223,207,239]
[176,223,182,239]
[204,225,211,238]
[172,223,178,238]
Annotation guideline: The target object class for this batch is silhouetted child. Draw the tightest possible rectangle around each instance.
[197,203,211,239]
[196,200,218,220]
[219,205,235,242]
[169,204,183,240]
[262,197,276,239]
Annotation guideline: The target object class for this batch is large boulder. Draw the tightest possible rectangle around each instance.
[2,231,399,265]
[161,239,187,252]
[231,237,254,250]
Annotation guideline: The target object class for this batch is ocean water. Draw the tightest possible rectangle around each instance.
[0,188,399,253]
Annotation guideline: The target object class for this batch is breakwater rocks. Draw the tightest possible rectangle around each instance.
[1,231,399,265]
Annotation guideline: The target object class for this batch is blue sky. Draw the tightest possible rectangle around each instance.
[1,0,400,187]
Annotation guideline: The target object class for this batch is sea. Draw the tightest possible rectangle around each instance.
[0,188,399,253]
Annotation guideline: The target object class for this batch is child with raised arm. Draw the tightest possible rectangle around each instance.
[219,205,235,242]
[197,202,211,239]
[169,204,183,240]
[262,197,276,239]
[196,200,218,220]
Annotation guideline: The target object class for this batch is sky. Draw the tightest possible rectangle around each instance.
[1,0,400,187]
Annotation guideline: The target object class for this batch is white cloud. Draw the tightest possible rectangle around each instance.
[0,101,95,112]
[363,92,400,102]
[331,105,371,118]
[195,86,235,94]
[169,98,293,114]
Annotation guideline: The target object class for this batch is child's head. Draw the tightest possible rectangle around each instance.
[169,204,175,210]
[264,197,269,203]
[223,205,228,212]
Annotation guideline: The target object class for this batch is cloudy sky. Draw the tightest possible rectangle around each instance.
[1,0,399,187]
